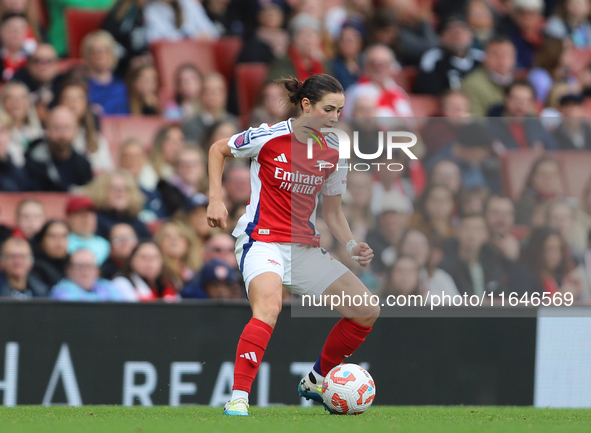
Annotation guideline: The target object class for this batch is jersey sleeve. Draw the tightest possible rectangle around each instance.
[321,158,348,196]
[227,123,273,159]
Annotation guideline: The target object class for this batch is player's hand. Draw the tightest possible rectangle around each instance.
[351,242,373,267]
[207,199,228,229]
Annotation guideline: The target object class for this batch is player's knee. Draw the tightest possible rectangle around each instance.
[253,299,282,328]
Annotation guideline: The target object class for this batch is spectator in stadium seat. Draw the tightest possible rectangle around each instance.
[0,13,30,82]
[204,120,238,150]
[421,90,472,157]
[390,0,439,66]
[520,226,578,295]
[66,195,110,265]
[484,194,521,261]
[0,109,30,191]
[154,220,202,291]
[223,165,251,210]
[118,139,165,218]
[553,93,591,150]
[439,213,508,296]
[515,156,564,225]
[0,0,42,54]
[82,30,130,115]
[1,81,43,164]
[101,223,138,279]
[572,176,591,253]
[528,37,577,105]
[46,0,114,57]
[30,220,69,289]
[163,64,203,121]
[203,233,237,269]
[502,0,545,69]
[175,192,212,243]
[102,0,150,76]
[429,159,463,198]
[466,0,497,50]
[488,81,560,150]
[342,171,375,242]
[545,199,584,262]
[459,186,490,217]
[25,106,93,192]
[237,1,288,65]
[150,125,185,180]
[84,169,152,240]
[144,0,219,43]
[0,236,47,298]
[368,6,398,49]
[51,249,130,302]
[249,82,294,128]
[331,19,364,91]
[57,81,114,173]
[415,15,485,95]
[157,147,207,216]
[462,36,516,116]
[181,258,240,299]
[427,121,500,192]
[111,240,178,301]
[569,228,591,302]
[397,228,460,299]
[12,44,59,117]
[545,0,591,47]
[366,190,413,274]
[265,13,331,83]
[378,256,422,301]
[181,72,238,145]
[343,44,414,118]
[13,198,44,240]
[127,64,160,116]
[410,184,455,249]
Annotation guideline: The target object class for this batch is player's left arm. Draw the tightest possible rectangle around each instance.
[322,194,374,267]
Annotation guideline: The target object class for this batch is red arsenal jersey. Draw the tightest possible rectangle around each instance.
[228,119,348,247]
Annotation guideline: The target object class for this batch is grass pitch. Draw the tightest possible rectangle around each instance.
[1,406,590,433]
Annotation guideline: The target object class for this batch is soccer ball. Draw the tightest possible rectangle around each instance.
[321,363,376,415]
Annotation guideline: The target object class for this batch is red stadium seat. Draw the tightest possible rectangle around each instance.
[214,36,244,86]
[65,9,108,58]
[409,94,440,118]
[571,48,591,75]
[235,63,269,118]
[151,40,216,104]
[0,193,70,227]
[101,116,173,163]
[393,67,417,93]
[559,151,591,202]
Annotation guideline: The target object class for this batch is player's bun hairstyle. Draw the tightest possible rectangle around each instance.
[278,74,344,109]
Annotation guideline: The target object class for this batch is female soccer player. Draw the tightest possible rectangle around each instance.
[207,74,380,416]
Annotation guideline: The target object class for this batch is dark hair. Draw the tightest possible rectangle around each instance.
[32,220,69,248]
[1,12,26,25]
[379,256,421,299]
[505,79,535,97]
[121,240,162,280]
[485,35,513,50]
[521,227,570,281]
[277,74,344,109]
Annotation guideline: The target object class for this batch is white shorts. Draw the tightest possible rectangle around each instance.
[235,232,349,296]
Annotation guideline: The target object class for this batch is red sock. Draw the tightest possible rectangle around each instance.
[316,318,372,376]
[232,318,274,393]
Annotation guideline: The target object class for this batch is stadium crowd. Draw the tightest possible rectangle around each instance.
[0,0,591,304]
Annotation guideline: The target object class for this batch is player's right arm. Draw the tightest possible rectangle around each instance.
[207,138,234,229]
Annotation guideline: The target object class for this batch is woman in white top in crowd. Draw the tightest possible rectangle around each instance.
[144,0,219,43]
[398,228,460,300]
[1,81,43,165]
[57,81,114,173]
